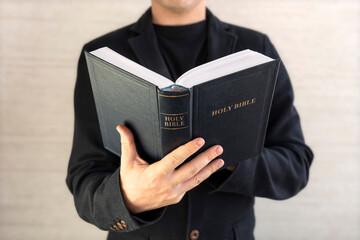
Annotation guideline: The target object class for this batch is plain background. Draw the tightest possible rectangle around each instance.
[0,0,359,239]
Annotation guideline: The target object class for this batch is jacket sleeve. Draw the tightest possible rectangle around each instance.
[65,44,166,232]
[206,35,314,199]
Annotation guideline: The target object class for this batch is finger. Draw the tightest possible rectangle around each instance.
[173,145,223,183]
[116,125,138,168]
[180,159,224,193]
[152,137,205,175]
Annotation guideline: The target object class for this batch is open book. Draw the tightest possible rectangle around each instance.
[85,47,280,167]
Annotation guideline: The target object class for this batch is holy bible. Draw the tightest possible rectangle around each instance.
[84,47,280,167]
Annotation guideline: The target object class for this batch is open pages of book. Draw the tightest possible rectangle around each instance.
[90,47,274,91]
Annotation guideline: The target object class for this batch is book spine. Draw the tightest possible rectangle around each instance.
[157,89,192,157]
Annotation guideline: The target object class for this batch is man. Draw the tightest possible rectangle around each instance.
[66,0,314,239]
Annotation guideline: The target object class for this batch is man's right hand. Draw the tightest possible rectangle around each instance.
[116,125,224,214]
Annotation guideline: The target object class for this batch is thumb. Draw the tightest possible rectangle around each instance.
[116,125,138,167]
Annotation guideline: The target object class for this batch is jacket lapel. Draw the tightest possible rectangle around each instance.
[128,8,238,79]
[128,8,172,79]
[206,9,238,62]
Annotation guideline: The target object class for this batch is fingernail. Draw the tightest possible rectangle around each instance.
[196,138,205,147]
[216,146,223,155]
[116,125,121,133]
[218,159,224,168]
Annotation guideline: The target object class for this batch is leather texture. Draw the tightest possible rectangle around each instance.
[85,52,161,162]
[85,50,279,168]
[66,7,314,240]
[192,60,280,168]
[157,89,192,157]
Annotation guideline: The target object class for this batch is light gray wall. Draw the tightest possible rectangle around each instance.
[0,0,359,239]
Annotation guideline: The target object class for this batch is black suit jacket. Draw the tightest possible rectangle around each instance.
[66,8,313,240]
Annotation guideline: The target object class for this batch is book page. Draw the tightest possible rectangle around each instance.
[90,47,174,89]
[175,50,274,88]
[90,47,274,90]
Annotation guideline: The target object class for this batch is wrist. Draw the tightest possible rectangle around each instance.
[119,174,143,214]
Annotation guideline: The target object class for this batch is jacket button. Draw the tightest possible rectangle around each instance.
[116,222,124,229]
[120,220,128,228]
[190,229,200,240]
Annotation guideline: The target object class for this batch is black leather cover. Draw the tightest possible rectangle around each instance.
[85,51,161,162]
[157,89,192,157]
[192,61,280,167]
[85,51,280,167]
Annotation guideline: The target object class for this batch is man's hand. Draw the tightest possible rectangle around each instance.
[117,125,224,214]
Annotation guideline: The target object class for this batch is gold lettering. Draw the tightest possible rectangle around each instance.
[163,114,187,128]
[164,116,185,122]
[211,98,257,117]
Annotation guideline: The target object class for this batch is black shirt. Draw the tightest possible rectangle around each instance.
[153,20,207,81]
